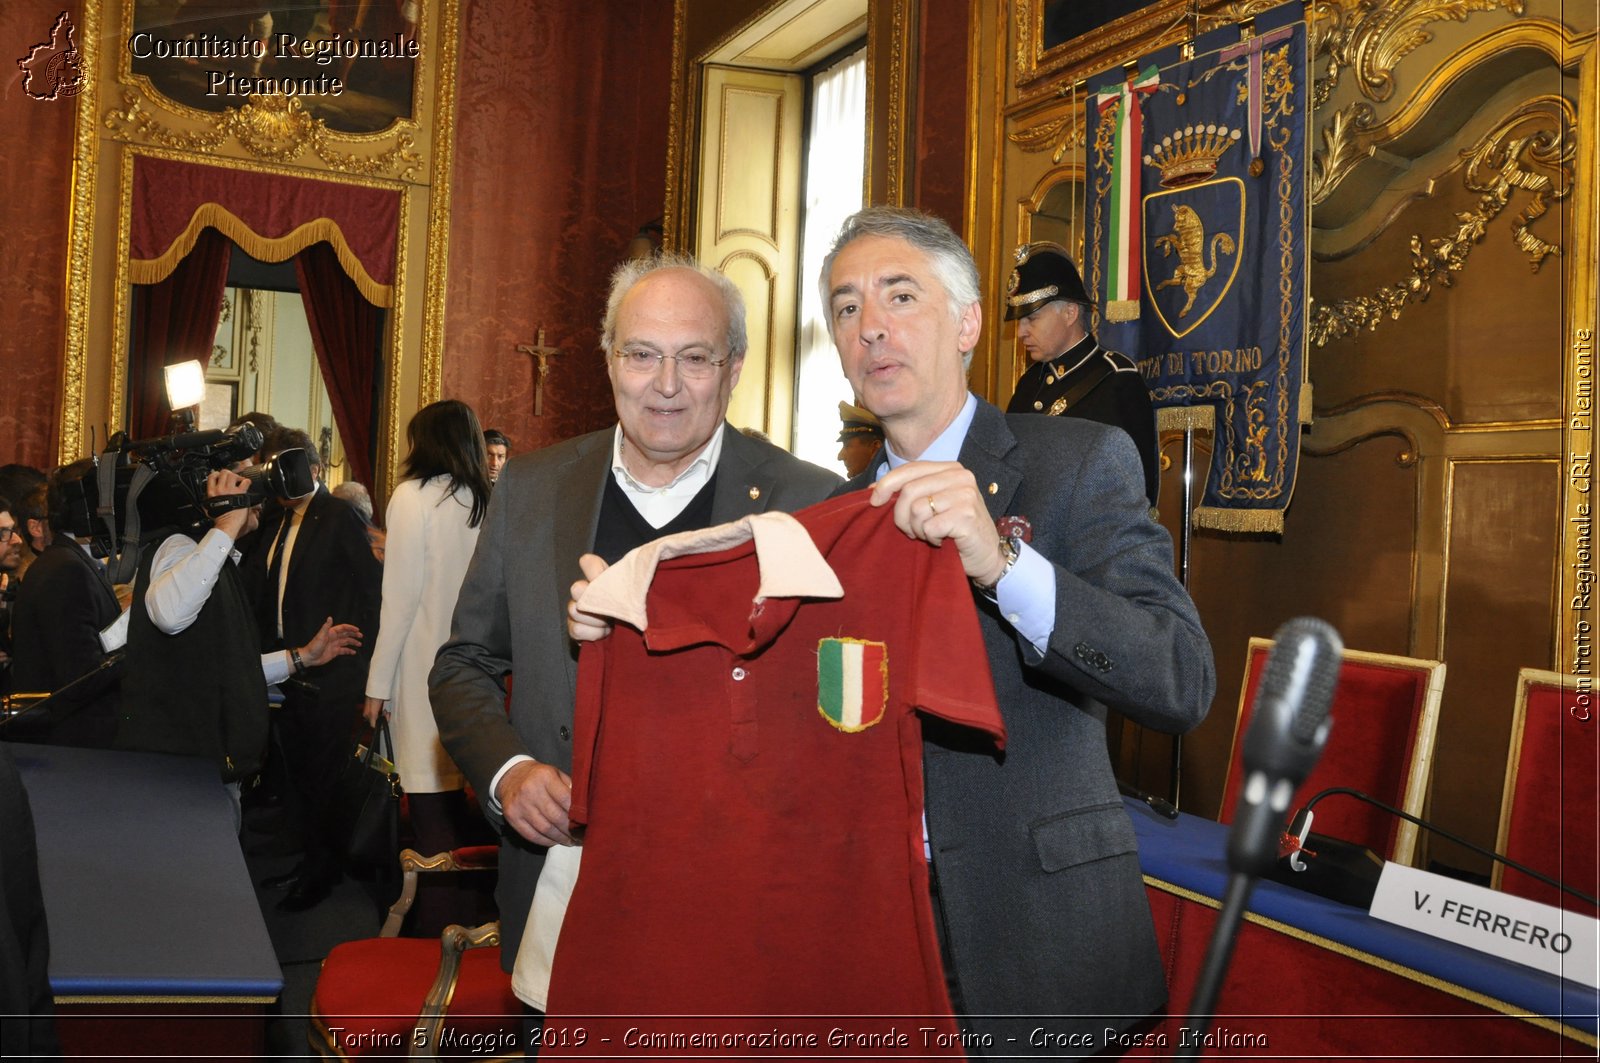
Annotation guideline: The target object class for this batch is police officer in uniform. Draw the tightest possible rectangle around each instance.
[1005,242,1160,506]
[835,400,885,478]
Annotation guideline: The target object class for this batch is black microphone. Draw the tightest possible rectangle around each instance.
[1179,617,1343,1059]
[1226,617,1342,877]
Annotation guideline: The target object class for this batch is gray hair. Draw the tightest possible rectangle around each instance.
[599,252,749,359]
[331,480,373,524]
[818,206,982,369]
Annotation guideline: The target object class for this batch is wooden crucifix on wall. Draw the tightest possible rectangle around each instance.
[516,328,561,416]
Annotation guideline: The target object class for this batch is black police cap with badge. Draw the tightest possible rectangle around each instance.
[836,400,884,442]
[1004,242,1093,321]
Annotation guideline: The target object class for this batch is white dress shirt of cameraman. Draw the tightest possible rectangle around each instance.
[143,467,361,685]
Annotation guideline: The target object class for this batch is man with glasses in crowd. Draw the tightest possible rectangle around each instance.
[431,254,839,1019]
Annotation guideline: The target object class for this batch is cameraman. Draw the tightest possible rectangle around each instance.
[117,467,360,825]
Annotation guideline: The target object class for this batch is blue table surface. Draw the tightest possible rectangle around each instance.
[12,743,282,999]
[1126,797,1598,1035]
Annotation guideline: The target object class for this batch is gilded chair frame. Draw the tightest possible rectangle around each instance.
[1222,637,1448,866]
[1491,667,1585,893]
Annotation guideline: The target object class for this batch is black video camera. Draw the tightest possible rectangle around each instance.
[57,423,318,559]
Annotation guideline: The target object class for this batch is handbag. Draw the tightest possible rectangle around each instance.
[335,715,403,876]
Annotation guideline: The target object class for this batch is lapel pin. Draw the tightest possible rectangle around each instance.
[748,486,761,500]
[987,482,999,495]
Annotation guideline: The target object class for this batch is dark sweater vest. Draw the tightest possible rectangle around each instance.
[592,472,719,564]
[117,531,269,781]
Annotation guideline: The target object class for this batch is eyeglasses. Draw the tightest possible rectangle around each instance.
[0,526,15,543]
[612,347,730,380]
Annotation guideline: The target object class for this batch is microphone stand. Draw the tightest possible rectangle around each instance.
[1176,870,1256,1059]
[0,651,125,736]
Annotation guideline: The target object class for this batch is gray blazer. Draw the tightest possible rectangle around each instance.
[844,399,1215,1054]
[430,423,840,967]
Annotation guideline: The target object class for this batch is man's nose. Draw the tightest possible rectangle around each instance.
[651,355,683,393]
[856,304,888,345]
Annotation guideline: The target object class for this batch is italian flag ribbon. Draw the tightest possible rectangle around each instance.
[1218,26,1295,162]
[817,638,887,733]
[1095,65,1161,322]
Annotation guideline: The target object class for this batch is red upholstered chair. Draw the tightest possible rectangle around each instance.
[309,846,521,1061]
[1219,639,1446,866]
[1493,669,1598,917]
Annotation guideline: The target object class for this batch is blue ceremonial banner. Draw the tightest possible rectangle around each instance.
[1086,8,1308,533]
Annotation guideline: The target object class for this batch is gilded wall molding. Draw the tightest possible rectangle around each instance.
[884,0,910,203]
[1310,19,1580,208]
[1308,0,1525,109]
[1007,94,1087,164]
[418,0,461,409]
[1308,101,1375,206]
[1309,95,1573,347]
[663,0,688,249]
[103,91,423,180]
[59,0,103,465]
[101,0,427,182]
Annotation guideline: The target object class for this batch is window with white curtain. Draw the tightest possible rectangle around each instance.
[793,46,867,472]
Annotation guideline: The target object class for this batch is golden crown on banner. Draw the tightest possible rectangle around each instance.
[1143,124,1243,188]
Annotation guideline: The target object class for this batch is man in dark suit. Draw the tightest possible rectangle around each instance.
[431,256,840,983]
[1005,242,1160,507]
[820,206,1215,1053]
[8,467,124,746]
[245,430,382,911]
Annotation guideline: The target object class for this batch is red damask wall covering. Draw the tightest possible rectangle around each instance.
[0,0,79,469]
[442,0,674,456]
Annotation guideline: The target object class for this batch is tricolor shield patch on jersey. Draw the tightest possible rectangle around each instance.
[817,638,888,732]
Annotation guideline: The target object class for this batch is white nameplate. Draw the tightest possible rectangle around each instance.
[1369,862,1598,989]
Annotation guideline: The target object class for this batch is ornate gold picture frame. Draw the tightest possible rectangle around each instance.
[59,0,460,493]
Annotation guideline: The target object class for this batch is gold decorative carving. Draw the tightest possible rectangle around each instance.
[59,0,104,463]
[1308,101,1377,206]
[886,0,910,203]
[387,191,411,487]
[419,0,462,407]
[1014,0,1032,84]
[663,0,687,249]
[1310,95,1572,347]
[1015,0,1195,96]
[104,91,423,180]
[1307,0,1524,108]
[1009,98,1087,164]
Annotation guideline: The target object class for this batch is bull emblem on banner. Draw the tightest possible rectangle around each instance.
[1143,177,1245,339]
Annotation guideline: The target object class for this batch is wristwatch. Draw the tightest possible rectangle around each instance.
[973,516,1030,595]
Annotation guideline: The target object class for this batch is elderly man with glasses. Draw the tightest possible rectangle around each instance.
[431,254,839,1019]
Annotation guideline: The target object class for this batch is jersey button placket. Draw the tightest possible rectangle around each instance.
[728,658,758,762]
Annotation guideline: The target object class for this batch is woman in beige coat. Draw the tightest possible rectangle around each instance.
[363,400,493,894]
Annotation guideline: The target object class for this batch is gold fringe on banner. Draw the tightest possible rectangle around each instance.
[1105,299,1141,322]
[129,203,395,308]
[1156,405,1216,432]
[1299,382,1314,424]
[1194,504,1286,534]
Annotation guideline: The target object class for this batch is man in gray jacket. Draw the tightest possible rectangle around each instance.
[430,256,839,977]
[821,206,1215,1054]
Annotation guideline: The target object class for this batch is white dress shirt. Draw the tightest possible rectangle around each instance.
[145,528,293,685]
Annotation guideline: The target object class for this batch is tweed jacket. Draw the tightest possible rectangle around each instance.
[839,398,1214,1055]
